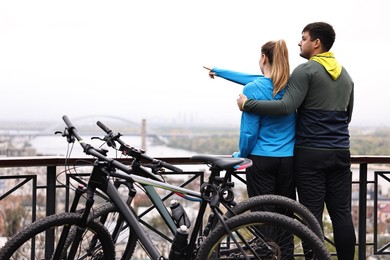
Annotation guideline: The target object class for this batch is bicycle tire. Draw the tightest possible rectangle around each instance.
[92,202,138,260]
[0,212,115,260]
[195,211,331,260]
[227,194,324,239]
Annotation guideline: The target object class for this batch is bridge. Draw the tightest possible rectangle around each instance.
[0,115,169,150]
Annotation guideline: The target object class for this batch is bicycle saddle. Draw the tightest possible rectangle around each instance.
[191,154,251,170]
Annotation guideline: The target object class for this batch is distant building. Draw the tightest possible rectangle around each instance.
[0,138,36,157]
[352,189,390,234]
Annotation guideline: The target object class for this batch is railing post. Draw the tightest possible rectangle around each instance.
[46,165,57,216]
[45,165,57,257]
[358,163,367,260]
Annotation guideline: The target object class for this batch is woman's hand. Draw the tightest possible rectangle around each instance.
[203,66,216,79]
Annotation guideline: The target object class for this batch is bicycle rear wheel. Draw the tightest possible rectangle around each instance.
[195,211,331,260]
[227,194,323,239]
[0,212,115,260]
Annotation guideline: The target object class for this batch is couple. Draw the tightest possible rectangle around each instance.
[205,22,355,260]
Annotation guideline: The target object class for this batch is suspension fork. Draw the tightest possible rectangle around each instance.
[102,179,137,243]
[69,185,86,212]
[52,162,104,259]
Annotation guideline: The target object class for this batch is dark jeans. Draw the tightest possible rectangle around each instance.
[295,147,356,260]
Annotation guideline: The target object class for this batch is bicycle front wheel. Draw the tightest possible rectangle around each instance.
[196,211,331,260]
[0,212,115,260]
[92,202,138,260]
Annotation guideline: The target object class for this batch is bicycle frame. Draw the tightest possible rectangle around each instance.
[85,159,203,259]
[73,154,244,260]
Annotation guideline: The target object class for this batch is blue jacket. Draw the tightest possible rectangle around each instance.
[212,67,295,158]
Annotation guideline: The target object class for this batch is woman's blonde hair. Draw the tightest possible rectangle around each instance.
[261,40,290,96]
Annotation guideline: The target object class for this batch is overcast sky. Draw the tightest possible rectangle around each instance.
[0,0,388,128]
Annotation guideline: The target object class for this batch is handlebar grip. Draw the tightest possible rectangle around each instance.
[97,121,112,134]
[62,115,75,129]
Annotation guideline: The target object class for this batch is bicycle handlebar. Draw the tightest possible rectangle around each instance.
[63,115,166,182]
[62,115,183,176]
[62,115,112,158]
[96,120,183,173]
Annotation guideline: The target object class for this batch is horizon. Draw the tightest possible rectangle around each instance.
[0,116,389,131]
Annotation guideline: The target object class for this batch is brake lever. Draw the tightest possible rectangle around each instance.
[143,163,165,174]
[55,129,75,143]
[91,136,117,148]
[104,134,119,148]
[91,136,104,141]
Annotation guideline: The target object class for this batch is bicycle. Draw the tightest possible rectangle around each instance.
[89,119,324,256]
[0,115,330,259]
[81,119,327,259]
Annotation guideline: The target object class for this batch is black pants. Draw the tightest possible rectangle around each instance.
[246,155,295,259]
[295,147,356,260]
[246,155,295,200]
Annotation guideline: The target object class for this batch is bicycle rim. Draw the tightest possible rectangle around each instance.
[0,212,115,260]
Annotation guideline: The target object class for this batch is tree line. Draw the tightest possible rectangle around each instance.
[162,127,390,156]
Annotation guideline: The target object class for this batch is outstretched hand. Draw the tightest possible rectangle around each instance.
[237,94,248,111]
[203,66,216,79]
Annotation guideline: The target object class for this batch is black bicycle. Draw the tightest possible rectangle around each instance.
[0,115,330,259]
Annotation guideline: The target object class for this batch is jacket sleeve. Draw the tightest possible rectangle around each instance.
[238,111,259,158]
[347,85,354,123]
[237,82,260,158]
[243,65,308,115]
[212,67,261,86]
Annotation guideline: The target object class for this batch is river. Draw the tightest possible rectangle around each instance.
[29,135,195,158]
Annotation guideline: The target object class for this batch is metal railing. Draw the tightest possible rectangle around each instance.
[1,155,390,259]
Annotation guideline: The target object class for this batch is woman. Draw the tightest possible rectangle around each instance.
[205,40,296,258]
[205,40,296,202]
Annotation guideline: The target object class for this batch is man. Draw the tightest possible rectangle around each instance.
[237,22,355,259]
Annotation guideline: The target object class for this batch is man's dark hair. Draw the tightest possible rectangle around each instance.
[302,22,336,51]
